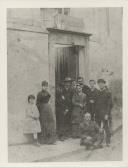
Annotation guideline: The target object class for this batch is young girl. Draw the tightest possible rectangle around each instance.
[24,95,41,146]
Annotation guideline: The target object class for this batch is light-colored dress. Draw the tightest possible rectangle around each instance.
[24,104,41,134]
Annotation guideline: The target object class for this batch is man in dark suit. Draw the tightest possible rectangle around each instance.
[87,80,99,121]
[56,77,73,140]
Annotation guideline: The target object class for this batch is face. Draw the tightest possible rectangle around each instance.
[42,85,48,91]
[29,98,35,104]
[64,83,70,89]
[72,81,76,88]
[98,82,105,90]
[77,85,82,92]
[84,114,91,121]
[89,81,95,88]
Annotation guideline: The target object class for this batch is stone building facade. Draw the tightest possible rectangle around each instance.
[7,8,122,145]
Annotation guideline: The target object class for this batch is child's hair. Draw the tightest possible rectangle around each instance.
[28,94,35,103]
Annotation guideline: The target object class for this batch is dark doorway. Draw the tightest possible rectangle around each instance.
[55,45,79,85]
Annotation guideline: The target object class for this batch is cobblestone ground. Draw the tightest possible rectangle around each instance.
[41,128,122,162]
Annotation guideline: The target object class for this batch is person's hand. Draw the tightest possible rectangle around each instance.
[104,114,108,120]
[86,136,92,140]
[64,109,69,115]
[90,100,94,103]
[62,95,65,100]
[79,104,83,108]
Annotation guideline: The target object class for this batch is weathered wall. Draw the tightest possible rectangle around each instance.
[7,8,122,144]
[71,8,122,111]
[8,29,49,144]
[71,8,122,81]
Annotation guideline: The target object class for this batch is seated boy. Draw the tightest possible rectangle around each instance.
[80,112,104,150]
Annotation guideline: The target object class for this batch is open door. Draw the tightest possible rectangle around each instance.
[55,45,79,86]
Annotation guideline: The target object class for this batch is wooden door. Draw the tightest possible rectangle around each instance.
[55,46,79,84]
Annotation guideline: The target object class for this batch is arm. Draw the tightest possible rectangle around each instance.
[83,94,87,113]
[106,92,113,115]
[36,92,41,110]
[26,108,35,118]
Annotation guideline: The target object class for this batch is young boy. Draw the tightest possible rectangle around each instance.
[80,112,104,150]
[95,79,113,147]
[87,80,99,121]
[24,95,41,146]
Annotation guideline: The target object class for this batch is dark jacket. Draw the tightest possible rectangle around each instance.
[95,88,113,121]
[87,88,99,113]
[82,84,91,96]
[36,90,51,110]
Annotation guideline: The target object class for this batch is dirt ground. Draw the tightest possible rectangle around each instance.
[42,128,122,162]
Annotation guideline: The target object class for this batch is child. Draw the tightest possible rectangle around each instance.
[24,95,41,146]
[95,79,113,147]
[80,112,104,150]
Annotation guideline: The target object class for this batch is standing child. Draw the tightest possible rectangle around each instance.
[24,95,41,146]
[95,79,113,147]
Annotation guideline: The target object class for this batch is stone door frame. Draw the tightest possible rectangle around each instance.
[47,28,91,124]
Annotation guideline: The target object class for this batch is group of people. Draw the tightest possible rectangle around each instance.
[24,76,113,150]
[56,76,113,149]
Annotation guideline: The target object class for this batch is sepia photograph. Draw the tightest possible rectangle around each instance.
[7,7,122,162]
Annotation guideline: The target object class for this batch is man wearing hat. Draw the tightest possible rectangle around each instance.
[56,77,73,140]
[63,77,73,138]
[95,79,113,147]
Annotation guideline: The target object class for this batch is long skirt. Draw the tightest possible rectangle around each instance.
[39,103,56,144]
[71,106,84,137]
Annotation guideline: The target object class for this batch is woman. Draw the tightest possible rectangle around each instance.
[72,83,87,138]
[36,81,56,144]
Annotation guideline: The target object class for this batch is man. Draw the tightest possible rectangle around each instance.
[95,79,113,146]
[56,82,64,140]
[62,77,73,138]
[77,76,90,97]
[56,77,73,140]
[80,112,104,150]
[87,80,99,121]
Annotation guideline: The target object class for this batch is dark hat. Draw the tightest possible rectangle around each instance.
[97,79,106,84]
[63,77,72,82]
[42,80,48,86]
